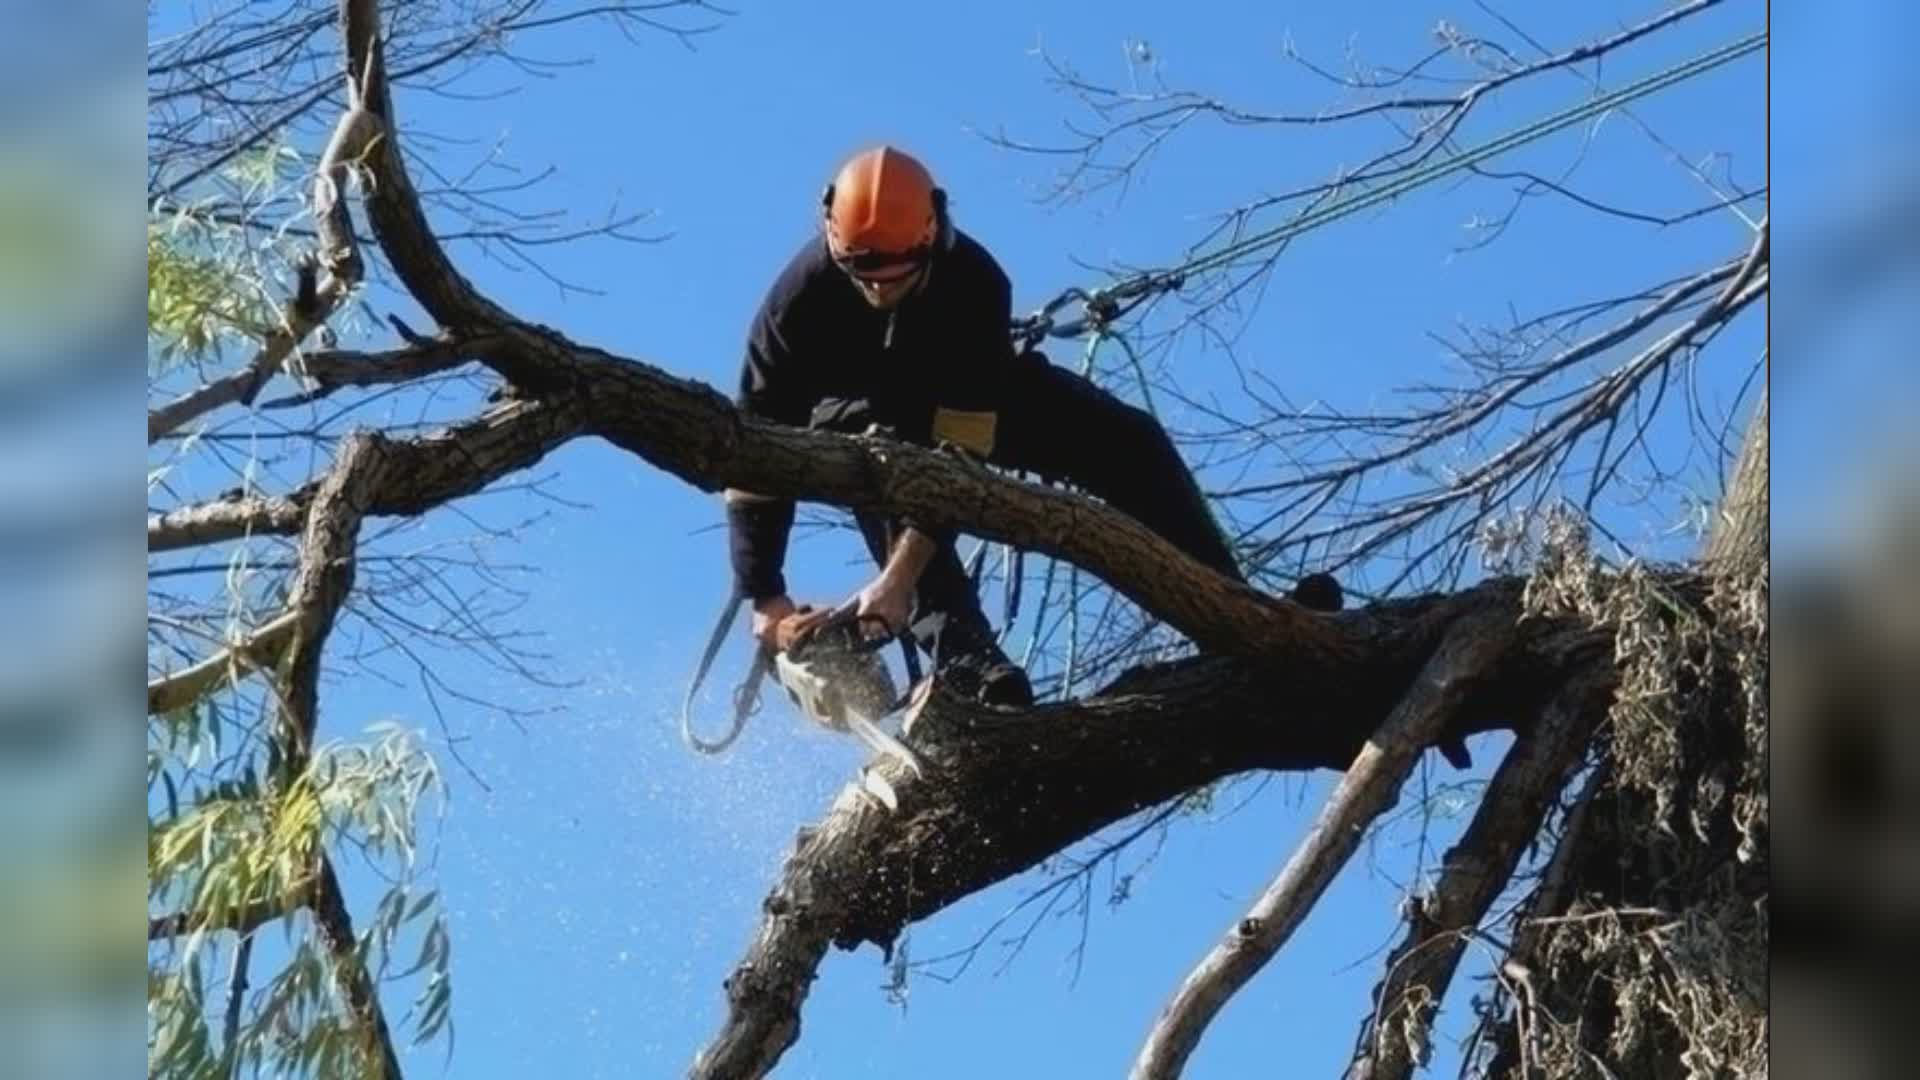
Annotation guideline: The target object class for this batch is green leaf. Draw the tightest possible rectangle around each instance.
[404,889,438,923]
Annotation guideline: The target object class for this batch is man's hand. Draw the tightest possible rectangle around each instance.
[750,595,827,652]
[853,573,914,640]
[846,527,935,640]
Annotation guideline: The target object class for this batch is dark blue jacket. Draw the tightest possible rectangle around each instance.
[728,229,1020,601]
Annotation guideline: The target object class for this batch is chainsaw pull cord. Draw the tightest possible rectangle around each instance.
[681,587,768,754]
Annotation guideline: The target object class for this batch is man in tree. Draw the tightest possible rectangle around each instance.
[726,145,1250,707]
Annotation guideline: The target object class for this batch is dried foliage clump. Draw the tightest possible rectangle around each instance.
[1478,507,1768,1079]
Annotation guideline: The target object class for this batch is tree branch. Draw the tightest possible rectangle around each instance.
[147,609,302,715]
[267,430,403,1077]
[1345,671,1608,1080]
[255,336,487,409]
[151,334,1341,666]
[147,396,581,553]
[1705,380,1767,575]
[343,0,517,335]
[311,854,404,1080]
[223,932,255,1074]
[1128,608,1517,1080]
[147,19,385,444]
[148,492,310,553]
[689,584,1642,1078]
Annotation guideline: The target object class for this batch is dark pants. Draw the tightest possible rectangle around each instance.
[812,350,1242,665]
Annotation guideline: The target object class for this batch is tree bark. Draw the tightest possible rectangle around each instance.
[1483,379,1768,1079]
[1345,671,1608,1080]
[268,431,406,1078]
[689,577,1649,1078]
[1707,382,1768,576]
[1131,610,1517,1080]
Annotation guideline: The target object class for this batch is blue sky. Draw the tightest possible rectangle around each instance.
[153,1,1771,1076]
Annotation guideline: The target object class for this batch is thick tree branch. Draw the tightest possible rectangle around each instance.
[271,430,403,1077]
[1345,672,1608,1080]
[148,493,309,553]
[147,396,580,553]
[342,0,517,335]
[486,325,1346,667]
[1128,609,1517,1080]
[1706,382,1767,575]
[150,339,1341,667]
[689,584,1640,1078]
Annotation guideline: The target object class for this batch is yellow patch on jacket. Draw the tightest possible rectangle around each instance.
[932,407,997,457]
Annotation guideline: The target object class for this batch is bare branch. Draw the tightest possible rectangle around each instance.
[255,335,488,408]
[1347,673,1608,1080]
[148,23,385,444]
[147,609,301,716]
[996,0,1728,207]
[1129,609,1517,1080]
[149,492,310,553]
[341,0,516,334]
[147,397,582,553]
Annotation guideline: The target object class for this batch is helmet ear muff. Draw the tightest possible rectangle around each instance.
[931,187,955,253]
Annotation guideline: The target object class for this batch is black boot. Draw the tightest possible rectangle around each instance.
[932,621,1034,707]
[1290,572,1345,612]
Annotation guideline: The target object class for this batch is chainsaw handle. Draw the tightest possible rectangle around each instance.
[788,600,899,659]
[844,613,900,651]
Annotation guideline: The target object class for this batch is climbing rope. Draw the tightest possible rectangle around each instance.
[1011,29,1766,348]
[987,28,1763,677]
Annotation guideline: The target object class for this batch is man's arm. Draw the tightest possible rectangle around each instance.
[880,528,938,587]
[730,277,818,634]
[853,527,936,635]
[726,488,797,603]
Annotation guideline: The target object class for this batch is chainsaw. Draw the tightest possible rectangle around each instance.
[681,593,927,781]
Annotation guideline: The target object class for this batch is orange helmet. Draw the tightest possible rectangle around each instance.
[821,146,945,273]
